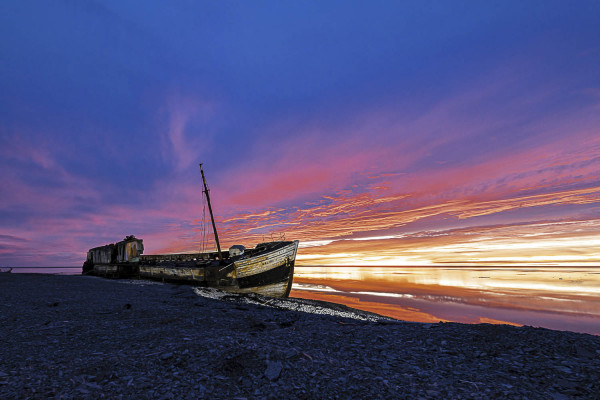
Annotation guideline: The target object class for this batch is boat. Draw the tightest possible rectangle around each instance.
[82,164,299,298]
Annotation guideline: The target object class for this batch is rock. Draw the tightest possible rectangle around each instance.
[76,386,90,394]
[555,379,578,389]
[284,349,298,359]
[84,381,102,390]
[554,366,572,374]
[264,361,282,381]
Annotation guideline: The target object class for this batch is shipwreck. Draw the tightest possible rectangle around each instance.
[82,164,299,298]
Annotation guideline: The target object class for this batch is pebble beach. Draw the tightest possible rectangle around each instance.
[1,273,599,399]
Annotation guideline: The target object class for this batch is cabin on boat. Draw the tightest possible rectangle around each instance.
[86,235,144,265]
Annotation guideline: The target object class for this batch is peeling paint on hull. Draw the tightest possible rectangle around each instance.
[138,265,206,282]
[88,240,299,298]
[224,275,294,298]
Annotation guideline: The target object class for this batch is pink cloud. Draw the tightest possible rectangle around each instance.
[139,83,600,259]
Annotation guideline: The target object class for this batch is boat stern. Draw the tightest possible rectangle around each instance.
[231,240,299,298]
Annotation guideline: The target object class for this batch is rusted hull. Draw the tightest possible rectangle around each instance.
[138,265,206,282]
[89,241,299,298]
[141,240,298,298]
[230,240,298,297]
[222,268,295,297]
[93,263,138,278]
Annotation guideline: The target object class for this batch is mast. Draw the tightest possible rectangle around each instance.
[199,163,223,263]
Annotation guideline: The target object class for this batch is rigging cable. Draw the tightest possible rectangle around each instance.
[200,189,208,255]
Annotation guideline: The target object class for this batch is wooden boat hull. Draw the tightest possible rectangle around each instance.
[227,240,298,297]
[88,240,299,298]
[137,265,207,282]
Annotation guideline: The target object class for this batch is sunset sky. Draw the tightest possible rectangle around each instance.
[1,1,599,267]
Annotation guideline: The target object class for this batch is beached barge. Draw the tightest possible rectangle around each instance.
[82,164,299,298]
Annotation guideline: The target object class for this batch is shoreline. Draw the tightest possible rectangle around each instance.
[1,273,599,399]
[10,266,600,336]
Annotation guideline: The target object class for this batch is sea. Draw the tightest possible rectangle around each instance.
[9,265,600,335]
[290,265,600,335]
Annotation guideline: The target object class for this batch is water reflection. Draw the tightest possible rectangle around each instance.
[10,267,81,275]
[290,266,600,335]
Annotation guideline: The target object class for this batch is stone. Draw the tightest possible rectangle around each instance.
[265,361,283,381]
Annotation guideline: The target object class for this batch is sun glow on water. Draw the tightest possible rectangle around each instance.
[291,265,600,334]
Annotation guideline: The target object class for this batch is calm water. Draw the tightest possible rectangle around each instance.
[290,266,600,335]
[10,265,600,335]
[8,267,81,275]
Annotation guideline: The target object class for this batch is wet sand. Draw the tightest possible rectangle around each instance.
[1,273,599,399]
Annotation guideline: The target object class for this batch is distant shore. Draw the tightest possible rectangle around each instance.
[1,273,599,399]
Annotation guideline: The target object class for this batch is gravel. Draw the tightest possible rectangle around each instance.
[1,273,599,399]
